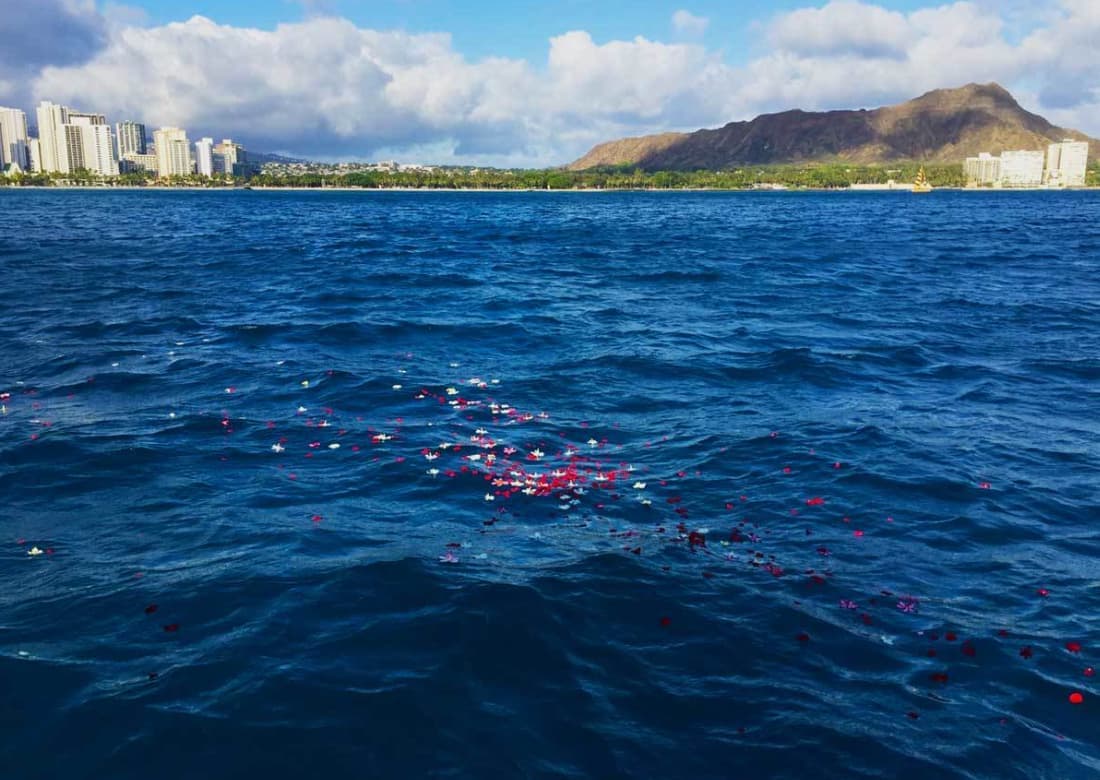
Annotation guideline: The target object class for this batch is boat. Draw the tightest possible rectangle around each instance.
[912,166,933,194]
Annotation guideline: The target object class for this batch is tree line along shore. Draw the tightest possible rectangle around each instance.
[3,162,1099,190]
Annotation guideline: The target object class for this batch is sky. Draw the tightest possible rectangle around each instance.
[0,0,1097,166]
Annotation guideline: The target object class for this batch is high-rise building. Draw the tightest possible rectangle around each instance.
[964,153,1001,186]
[36,101,70,173]
[194,137,214,176]
[116,121,147,157]
[0,107,29,170]
[154,127,192,177]
[27,138,41,172]
[63,124,85,172]
[213,139,245,175]
[1045,140,1089,187]
[999,151,1045,187]
[69,111,107,126]
[81,124,119,176]
[65,112,117,176]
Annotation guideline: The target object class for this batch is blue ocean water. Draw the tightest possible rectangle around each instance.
[1,189,1098,779]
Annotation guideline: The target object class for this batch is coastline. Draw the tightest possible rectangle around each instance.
[4,185,1099,193]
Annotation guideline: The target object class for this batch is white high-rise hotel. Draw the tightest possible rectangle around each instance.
[116,121,147,157]
[965,139,1089,188]
[34,101,119,176]
[1046,140,1089,186]
[0,107,30,170]
[154,127,193,177]
[194,137,214,177]
[13,99,248,181]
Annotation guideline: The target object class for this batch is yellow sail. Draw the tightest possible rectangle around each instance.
[912,166,933,194]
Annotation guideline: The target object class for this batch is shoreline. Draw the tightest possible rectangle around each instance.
[3,185,1098,193]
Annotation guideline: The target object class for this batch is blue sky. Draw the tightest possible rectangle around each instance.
[3,1,1095,165]
[129,0,947,62]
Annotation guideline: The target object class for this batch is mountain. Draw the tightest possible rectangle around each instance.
[568,83,1097,170]
[248,151,310,165]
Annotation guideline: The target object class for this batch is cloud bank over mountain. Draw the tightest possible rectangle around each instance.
[5,1,1098,165]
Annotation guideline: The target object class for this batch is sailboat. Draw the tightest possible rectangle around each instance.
[912,166,933,194]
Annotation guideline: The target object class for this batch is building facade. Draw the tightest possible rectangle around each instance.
[66,113,117,176]
[213,139,245,175]
[194,137,214,177]
[154,127,192,177]
[999,151,1045,187]
[964,152,1001,186]
[120,152,158,173]
[81,124,119,176]
[0,107,29,170]
[35,101,70,173]
[1046,140,1089,187]
[116,121,147,157]
[27,138,41,172]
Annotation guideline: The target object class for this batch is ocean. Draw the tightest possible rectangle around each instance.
[1,189,1098,779]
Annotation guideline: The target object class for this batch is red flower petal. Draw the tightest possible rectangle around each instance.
[144,604,158,615]
[1065,641,1082,654]
[163,623,180,633]
[1069,692,1084,705]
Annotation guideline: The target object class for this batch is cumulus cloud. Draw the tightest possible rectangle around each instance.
[0,0,108,109]
[770,1,910,59]
[672,10,710,37]
[33,17,737,164]
[744,2,1022,113]
[15,0,1100,165]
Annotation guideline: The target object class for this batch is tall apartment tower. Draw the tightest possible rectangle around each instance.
[194,137,214,176]
[213,139,244,175]
[1046,140,1089,187]
[154,127,192,177]
[35,101,70,173]
[0,107,29,169]
[66,113,117,176]
[27,138,41,172]
[116,121,147,157]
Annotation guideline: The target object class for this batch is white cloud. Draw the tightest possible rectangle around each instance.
[32,17,737,165]
[672,10,710,37]
[14,1,1100,165]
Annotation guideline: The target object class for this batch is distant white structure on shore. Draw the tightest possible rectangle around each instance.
[154,127,192,178]
[194,137,214,177]
[120,151,157,173]
[116,121,147,158]
[32,101,120,176]
[964,153,1001,186]
[965,139,1089,188]
[0,106,29,171]
[999,150,1045,187]
[1045,140,1088,186]
[8,96,258,180]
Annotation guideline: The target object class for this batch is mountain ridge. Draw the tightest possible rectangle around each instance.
[568,84,1097,170]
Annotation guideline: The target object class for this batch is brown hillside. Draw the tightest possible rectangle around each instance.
[568,84,1097,170]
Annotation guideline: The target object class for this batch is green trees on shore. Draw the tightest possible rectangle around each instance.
[246,163,968,190]
[9,161,1100,189]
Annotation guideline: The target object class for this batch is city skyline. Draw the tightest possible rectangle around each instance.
[0,100,253,180]
[0,96,1091,188]
[0,1,1097,166]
